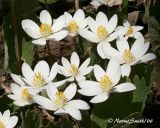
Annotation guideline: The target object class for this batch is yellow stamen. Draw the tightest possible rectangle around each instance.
[0,121,5,128]
[123,49,135,63]
[68,20,79,33]
[70,64,79,76]
[32,72,46,88]
[97,25,109,40]
[54,92,67,108]
[21,88,32,101]
[126,26,133,36]
[99,75,113,92]
[40,23,52,36]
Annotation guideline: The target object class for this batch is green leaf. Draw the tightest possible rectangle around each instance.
[80,111,92,128]
[21,110,41,128]
[133,75,150,103]
[39,0,58,4]
[122,0,128,16]
[91,114,107,128]
[21,39,34,66]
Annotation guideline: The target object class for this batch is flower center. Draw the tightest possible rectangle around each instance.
[126,26,133,36]
[70,64,79,76]
[97,25,109,40]
[32,72,46,88]
[0,121,5,128]
[68,20,79,33]
[40,23,52,36]
[99,75,113,92]
[123,49,135,63]
[21,88,32,101]
[54,92,67,108]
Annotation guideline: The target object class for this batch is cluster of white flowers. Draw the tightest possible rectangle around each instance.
[7,9,156,123]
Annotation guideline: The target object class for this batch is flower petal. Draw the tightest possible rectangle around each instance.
[47,30,68,41]
[79,58,90,70]
[10,83,21,95]
[71,52,80,67]
[75,75,86,81]
[32,38,47,45]
[3,110,10,123]
[79,66,93,76]
[11,74,25,86]
[53,79,66,88]
[33,95,57,111]
[23,28,41,39]
[64,83,77,100]
[39,10,52,25]
[121,64,131,77]
[46,82,58,100]
[47,62,58,81]
[68,100,90,110]
[52,15,65,32]
[74,9,85,26]
[78,80,99,89]
[87,17,97,33]
[34,60,50,78]
[54,108,66,115]
[64,106,82,120]
[61,57,71,69]
[94,65,105,81]
[107,14,118,33]
[59,66,71,77]
[6,116,18,128]
[116,37,129,54]
[112,83,136,92]
[96,12,108,27]
[90,92,109,103]
[107,59,121,85]
[140,53,156,63]
[79,29,100,43]
[64,12,73,25]
[78,87,102,96]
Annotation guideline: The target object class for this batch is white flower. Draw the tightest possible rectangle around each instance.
[64,9,88,36]
[59,52,93,82]
[78,59,136,103]
[116,20,143,39]
[90,0,122,8]
[21,60,60,90]
[0,110,18,128]
[22,10,68,45]
[102,36,156,76]
[8,74,39,106]
[33,83,90,120]
[79,12,122,59]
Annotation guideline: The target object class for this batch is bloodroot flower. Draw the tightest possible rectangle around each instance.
[33,83,90,120]
[22,10,68,45]
[78,59,136,103]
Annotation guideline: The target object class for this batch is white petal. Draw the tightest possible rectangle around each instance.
[113,83,136,92]
[33,95,57,111]
[6,116,18,127]
[54,108,66,115]
[74,9,85,26]
[11,74,25,86]
[47,62,58,81]
[21,20,41,39]
[107,14,118,33]
[59,66,71,77]
[79,58,90,70]
[97,42,110,59]
[78,87,102,96]
[53,79,66,88]
[75,75,86,82]
[68,100,90,110]
[64,12,73,25]
[3,110,10,123]
[116,37,129,54]
[10,83,21,94]
[132,26,143,32]
[47,30,68,41]
[90,92,109,103]
[46,82,58,100]
[32,38,47,45]
[61,57,71,69]
[52,15,65,32]
[64,106,82,120]
[71,52,80,67]
[94,65,105,81]
[13,101,29,106]
[79,29,100,43]
[64,83,77,100]
[79,66,93,75]
[96,12,108,27]
[87,17,97,33]
[140,53,156,63]
[39,10,52,25]
[78,81,99,89]
[121,64,131,77]
[34,60,49,78]
[123,20,130,27]
[107,59,121,85]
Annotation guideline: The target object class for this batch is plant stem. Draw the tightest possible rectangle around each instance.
[11,0,20,73]
[75,0,79,10]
